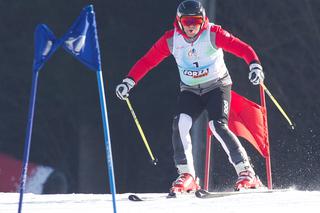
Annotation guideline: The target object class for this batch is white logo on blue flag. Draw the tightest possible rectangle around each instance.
[64,35,86,55]
[42,40,53,56]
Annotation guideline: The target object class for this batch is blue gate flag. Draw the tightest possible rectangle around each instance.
[20,5,118,213]
[62,5,101,71]
[33,24,60,72]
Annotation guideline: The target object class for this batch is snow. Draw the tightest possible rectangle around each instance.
[1,190,320,213]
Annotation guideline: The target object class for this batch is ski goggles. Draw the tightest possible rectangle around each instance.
[180,16,203,26]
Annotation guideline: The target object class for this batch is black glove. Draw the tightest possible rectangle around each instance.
[248,63,264,85]
[115,78,135,100]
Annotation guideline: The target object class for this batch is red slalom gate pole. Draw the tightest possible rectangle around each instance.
[260,85,273,189]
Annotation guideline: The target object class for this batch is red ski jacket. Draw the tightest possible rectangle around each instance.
[127,18,260,84]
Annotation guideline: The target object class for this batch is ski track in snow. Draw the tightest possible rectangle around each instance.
[1,190,320,213]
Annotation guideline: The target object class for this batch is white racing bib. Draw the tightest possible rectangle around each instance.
[172,24,228,86]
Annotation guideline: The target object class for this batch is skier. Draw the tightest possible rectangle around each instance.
[116,0,264,193]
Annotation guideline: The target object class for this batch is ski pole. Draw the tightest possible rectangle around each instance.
[260,82,294,129]
[125,98,158,165]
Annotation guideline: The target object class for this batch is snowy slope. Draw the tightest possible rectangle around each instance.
[1,190,320,213]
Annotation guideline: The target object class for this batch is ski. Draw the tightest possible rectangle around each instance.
[128,194,143,201]
[128,194,149,201]
[128,188,291,201]
[128,192,194,201]
[128,194,173,201]
[195,188,291,199]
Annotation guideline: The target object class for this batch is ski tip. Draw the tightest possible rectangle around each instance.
[195,189,209,198]
[128,194,143,201]
[167,191,177,198]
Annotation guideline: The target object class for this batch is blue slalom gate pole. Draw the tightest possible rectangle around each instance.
[18,23,60,213]
[18,70,40,213]
[96,70,117,213]
[57,4,118,211]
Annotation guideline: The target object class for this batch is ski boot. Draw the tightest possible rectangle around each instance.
[234,170,263,191]
[169,173,200,196]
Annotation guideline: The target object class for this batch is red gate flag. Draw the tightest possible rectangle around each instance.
[229,91,269,158]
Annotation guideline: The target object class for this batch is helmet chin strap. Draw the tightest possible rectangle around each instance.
[178,19,183,31]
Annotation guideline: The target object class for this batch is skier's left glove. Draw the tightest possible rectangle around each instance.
[115,77,135,100]
[248,63,264,85]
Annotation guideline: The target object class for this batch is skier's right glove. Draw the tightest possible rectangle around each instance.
[115,77,135,100]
